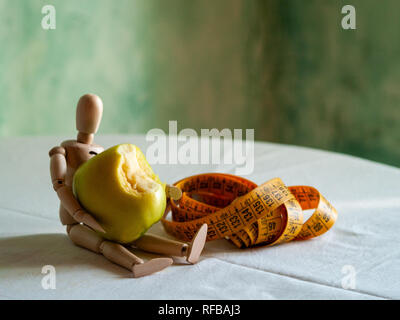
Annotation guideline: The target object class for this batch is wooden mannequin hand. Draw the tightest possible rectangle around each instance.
[73,208,105,233]
[56,185,105,233]
[166,185,182,200]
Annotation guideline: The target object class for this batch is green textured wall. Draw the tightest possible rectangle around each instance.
[0,0,399,167]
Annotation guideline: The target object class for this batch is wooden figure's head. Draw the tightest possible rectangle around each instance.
[76,94,103,144]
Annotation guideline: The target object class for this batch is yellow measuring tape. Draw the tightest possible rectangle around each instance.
[162,173,337,248]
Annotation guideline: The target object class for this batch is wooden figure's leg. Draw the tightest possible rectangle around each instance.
[133,234,188,257]
[133,224,208,264]
[67,224,172,278]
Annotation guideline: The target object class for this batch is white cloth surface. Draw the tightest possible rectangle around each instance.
[0,135,399,300]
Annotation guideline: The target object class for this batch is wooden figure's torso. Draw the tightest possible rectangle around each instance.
[60,140,104,186]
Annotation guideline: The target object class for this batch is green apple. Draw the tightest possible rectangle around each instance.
[73,143,166,244]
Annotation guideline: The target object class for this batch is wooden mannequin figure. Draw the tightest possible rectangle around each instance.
[49,94,208,277]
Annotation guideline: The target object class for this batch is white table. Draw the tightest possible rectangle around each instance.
[1,135,399,299]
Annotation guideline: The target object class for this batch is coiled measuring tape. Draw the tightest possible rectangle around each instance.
[161,173,337,248]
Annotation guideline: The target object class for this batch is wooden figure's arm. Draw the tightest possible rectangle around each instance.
[49,146,105,233]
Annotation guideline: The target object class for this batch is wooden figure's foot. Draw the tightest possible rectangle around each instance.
[187,224,208,264]
[132,258,173,278]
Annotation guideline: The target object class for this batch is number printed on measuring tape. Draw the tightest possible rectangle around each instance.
[161,173,338,248]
